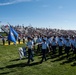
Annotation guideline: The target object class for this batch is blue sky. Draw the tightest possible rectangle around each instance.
[0,0,76,30]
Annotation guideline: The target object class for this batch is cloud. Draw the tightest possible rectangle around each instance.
[0,0,32,6]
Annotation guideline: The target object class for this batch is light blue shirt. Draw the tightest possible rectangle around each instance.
[73,41,76,48]
[69,39,75,46]
[58,41,63,46]
[42,42,48,49]
[48,37,52,43]
[36,38,42,43]
[51,41,56,46]
[65,41,71,47]
[27,41,33,49]
[46,39,50,45]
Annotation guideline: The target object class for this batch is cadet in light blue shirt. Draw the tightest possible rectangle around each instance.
[58,39,64,56]
[73,40,76,57]
[65,39,71,58]
[36,36,42,52]
[26,37,34,64]
[51,38,57,56]
[40,38,49,63]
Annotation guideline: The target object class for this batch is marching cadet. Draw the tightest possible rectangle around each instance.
[23,36,25,44]
[58,39,64,56]
[46,36,50,53]
[51,38,57,56]
[36,35,42,52]
[31,36,36,55]
[26,37,34,64]
[73,39,76,59]
[8,40,10,45]
[41,38,49,63]
[65,38,71,58]
[18,36,21,44]
[69,36,75,51]
[2,37,5,45]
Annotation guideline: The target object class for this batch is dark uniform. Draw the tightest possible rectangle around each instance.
[23,37,25,43]
[2,37,5,45]
[18,37,21,44]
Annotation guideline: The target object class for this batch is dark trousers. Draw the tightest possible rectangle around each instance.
[37,44,41,52]
[28,49,34,63]
[41,49,46,62]
[52,46,56,55]
[73,47,76,59]
[2,40,5,45]
[23,39,25,43]
[65,46,70,58]
[73,48,76,54]
[18,39,20,44]
[59,46,62,56]
[8,41,10,45]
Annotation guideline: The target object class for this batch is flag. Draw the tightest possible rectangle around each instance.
[8,26,16,43]
[10,26,18,40]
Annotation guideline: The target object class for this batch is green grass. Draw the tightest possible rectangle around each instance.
[0,44,76,75]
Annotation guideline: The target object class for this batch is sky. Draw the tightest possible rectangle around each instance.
[0,0,76,30]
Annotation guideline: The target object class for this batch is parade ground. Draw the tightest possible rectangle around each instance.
[0,43,76,75]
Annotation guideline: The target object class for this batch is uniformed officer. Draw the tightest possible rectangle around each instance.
[23,36,25,43]
[2,37,5,45]
[36,36,42,52]
[65,39,71,58]
[41,38,49,63]
[58,39,64,56]
[51,38,57,56]
[26,37,34,64]
[73,39,76,58]
[18,36,21,44]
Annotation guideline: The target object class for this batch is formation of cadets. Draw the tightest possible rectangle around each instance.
[2,35,76,64]
[25,35,76,64]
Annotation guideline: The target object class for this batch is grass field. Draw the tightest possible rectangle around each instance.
[0,43,76,75]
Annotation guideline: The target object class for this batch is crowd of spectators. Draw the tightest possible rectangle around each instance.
[12,25,76,38]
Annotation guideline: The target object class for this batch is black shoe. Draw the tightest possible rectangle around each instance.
[27,61,30,64]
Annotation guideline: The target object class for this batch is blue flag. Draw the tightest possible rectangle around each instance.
[10,26,18,40]
[8,26,16,43]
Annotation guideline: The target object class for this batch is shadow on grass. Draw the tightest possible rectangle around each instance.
[60,56,75,65]
[0,61,41,70]
[10,58,27,62]
[51,55,66,62]
[71,62,76,66]
[6,61,41,68]
[0,71,14,75]
[51,52,74,62]
[0,67,4,70]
